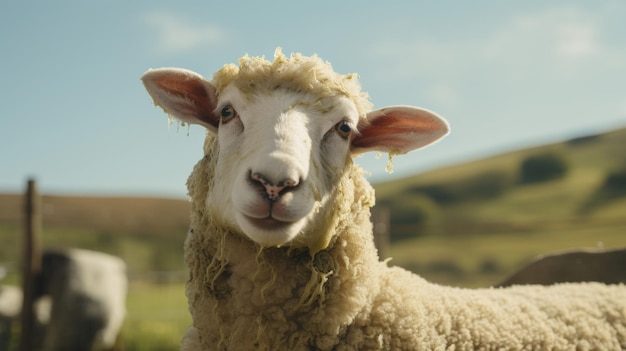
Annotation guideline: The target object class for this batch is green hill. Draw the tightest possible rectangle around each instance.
[374,126,626,237]
[374,126,626,286]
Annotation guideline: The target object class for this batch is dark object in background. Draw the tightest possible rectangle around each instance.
[497,247,626,287]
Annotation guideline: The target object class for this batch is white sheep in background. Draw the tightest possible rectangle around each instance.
[142,49,626,351]
[37,249,127,351]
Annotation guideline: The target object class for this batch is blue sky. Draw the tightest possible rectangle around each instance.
[1,1,625,198]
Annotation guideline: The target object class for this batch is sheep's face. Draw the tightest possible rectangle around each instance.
[142,51,449,249]
[210,85,359,247]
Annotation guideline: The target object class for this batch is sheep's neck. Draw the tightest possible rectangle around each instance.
[185,153,381,349]
[198,224,381,350]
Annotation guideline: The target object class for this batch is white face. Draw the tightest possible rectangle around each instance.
[207,85,360,247]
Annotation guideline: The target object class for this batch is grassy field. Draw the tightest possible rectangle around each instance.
[0,196,192,349]
[1,127,625,349]
[385,222,626,288]
[122,281,190,351]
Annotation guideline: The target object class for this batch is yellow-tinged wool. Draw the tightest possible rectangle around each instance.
[212,48,373,118]
[184,129,383,350]
[179,51,626,351]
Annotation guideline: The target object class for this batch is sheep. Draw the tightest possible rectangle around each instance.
[0,249,126,351]
[0,285,21,348]
[35,248,127,351]
[142,49,626,351]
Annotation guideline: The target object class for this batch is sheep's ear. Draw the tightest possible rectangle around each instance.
[351,106,449,155]
[141,68,220,131]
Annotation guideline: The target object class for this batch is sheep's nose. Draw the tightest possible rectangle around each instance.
[251,172,299,201]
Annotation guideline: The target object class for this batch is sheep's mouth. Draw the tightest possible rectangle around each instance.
[245,216,293,231]
[236,207,308,247]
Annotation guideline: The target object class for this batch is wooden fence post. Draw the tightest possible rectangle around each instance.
[20,179,42,351]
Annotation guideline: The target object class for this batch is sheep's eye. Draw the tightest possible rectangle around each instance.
[220,105,238,124]
[334,120,352,139]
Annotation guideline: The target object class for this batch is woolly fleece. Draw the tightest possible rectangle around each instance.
[183,135,626,350]
[169,51,626,350]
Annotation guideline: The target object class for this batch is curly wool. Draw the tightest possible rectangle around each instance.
[183,133,382,350]
[183,134,626,351]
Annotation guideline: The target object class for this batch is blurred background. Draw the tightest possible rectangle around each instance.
[1,1,625,350]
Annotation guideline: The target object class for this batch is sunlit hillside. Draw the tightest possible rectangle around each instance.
[374,126,626,286]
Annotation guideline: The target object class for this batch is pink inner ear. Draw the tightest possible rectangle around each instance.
[351,106,449,154]
[155,75,218,127]
[143,68,220,129]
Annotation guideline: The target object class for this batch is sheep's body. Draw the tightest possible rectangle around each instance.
[183,148,626,350]
[142,50,626,351]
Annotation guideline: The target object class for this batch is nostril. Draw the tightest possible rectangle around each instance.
[278,179,298,188]
[251,172,299,201]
